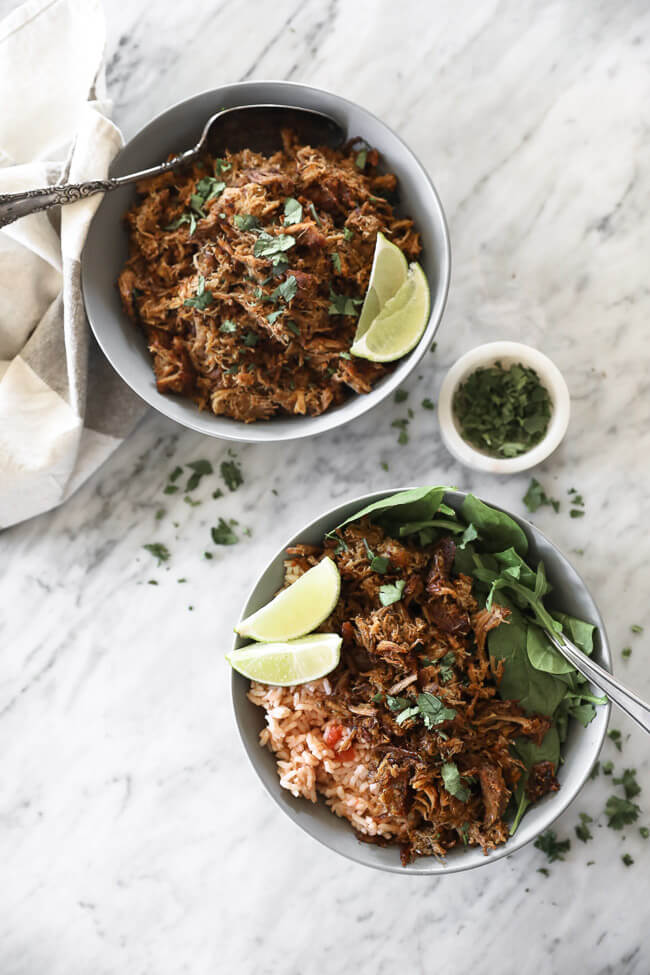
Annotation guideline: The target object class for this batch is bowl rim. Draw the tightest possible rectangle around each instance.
[230,486,611,875]
[81,79,452,444]
[437,341,571,474]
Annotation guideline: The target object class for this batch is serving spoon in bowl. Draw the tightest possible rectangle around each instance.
[543,623,650,734]
[0,104,346,229]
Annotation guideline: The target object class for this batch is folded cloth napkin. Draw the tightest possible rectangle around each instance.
[0,0,146,529]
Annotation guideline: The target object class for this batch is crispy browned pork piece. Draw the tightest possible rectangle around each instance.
[117,131,421,422]
[258,520,559,864]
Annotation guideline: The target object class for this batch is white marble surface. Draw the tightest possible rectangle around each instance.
[2,1,650,972]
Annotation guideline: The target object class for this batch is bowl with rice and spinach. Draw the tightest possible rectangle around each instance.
[228,487,610,874]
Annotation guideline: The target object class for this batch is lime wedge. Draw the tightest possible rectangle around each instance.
[350,262,430,362]
[235,557,340,642]
[226,633,342,686]
[355,231,408,340]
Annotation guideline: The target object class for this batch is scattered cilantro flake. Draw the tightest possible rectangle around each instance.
[330,252,342,273]
[220,320,238,334]
[244,331,258,347]
[233,214,260,232]
[339,351,351,360]
[613,769,640,799]
[166,211,197,235]
[286,320,300,337]
[170,466,183,482]
[220,459,243,491]
[605,795,640,830]
[283,197,303,225]
[270,275,298,304]
[430,341,437,354]
[621,646,632,659]
[266,309,284,325]
[211,518,238,545]
[148,579,158,586]
[379,580,406,606]
[394,389,409,403]
[570,509,585,518]
[183,496,201,507]
[575,813,593,843]
[608,729,622,752]
[142,543,170,565]
[588,762,600,780]
[523,478,560,513]
[328,288,362,316]
[422,398,435,410]
[308,202,322,227]
[215,158,231,176]
[534,830,571,862]
[253,232,295,259]
[441,762,470,802]
[163,484,178,495]
[185,459,213,492]
[622,853,634,867]
[355,149,367,169]
[640,827,649,839]
[631,624,643,634]
[155,509,165,520]
[212,488,223,500]
[438,651,456,683]
[454,362,552,458]
[602,760,614,775]
[343,227,354,241]
[184,273,213,311]
[537,867,550,877]
[204,552,213,560]
[381,461,389,472]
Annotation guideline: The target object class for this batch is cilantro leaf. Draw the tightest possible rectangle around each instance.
[605,795,640,830]
[378,580,406,606]
[284,197,303,225]
[575,812,593,843]
[220,459,243,491]
[185,459,213,491]
[220,320,238,334]
[184,274,213,310]
[142,543,170,565]
[534,830,571,862]
[343,227,354,241]
[270,275,298,304]
[253,232,295,259]
[441,761,470,802]
[612,769,641,799]
[211,518,238,545]
[417,693,456,729]
[330,252,341,273]
[233,213,261,232]
[328,287,362,316]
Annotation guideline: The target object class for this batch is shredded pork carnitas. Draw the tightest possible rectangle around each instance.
[117,131,421,422]
[274,521,559,864]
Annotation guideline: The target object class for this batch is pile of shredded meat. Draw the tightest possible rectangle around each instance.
[284,520,560,864]
[117,130,421,422]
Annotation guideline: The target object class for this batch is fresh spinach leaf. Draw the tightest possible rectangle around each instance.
[461,494,528,556]
[441,762,470,802]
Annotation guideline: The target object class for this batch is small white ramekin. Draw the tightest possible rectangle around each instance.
[437,341,570,474]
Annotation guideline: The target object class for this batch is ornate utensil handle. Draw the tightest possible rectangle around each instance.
[0,148,199,229]
[0,180,117,227]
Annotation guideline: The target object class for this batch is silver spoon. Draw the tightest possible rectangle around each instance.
[0,104,346,229]
[543,623,650,734]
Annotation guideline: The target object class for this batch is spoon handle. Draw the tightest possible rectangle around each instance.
[546,627,650,734]
[0,148,198,229]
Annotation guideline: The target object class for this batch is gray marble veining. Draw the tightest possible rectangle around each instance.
[2,0,650,972]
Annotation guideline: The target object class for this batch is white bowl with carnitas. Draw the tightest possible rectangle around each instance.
[437,341,571,474]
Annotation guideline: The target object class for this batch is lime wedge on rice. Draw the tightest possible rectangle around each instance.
[226,633,342,686]
[350,262,430,363]
[235,556,340,642]
[355,231,409,340]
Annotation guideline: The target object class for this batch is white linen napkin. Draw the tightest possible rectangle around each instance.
[0,0,146,528]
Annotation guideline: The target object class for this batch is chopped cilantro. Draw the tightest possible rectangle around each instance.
[381,461,389,472]
[613,769,640,799]
[271,276,297,304]
[308,202,322,227]
[142,543,170,565]
[378,580,406,606]
[183,273,213,311]
[355,149,367,169]
[631,624,643,634]
[575,813,593,843]
[588,762,600,780]
[640,826,649,839]
[339,351,351,360]
[204,552,213,560]
[155,508,165,520]
[438,651,456,683]
[537,867,550,877]
[622,853,634,867]
[212,488,223,500]
[602,760,614,775]
[220,459,243,491]
[394,389,409,403]
[608,729,623,752]
[422,398,435,410]
[534,830,571,862]
[605,795,640,830]
[253,232,295,259]
[266,309,284,325]
[570,509,585,518]
[243,331,258,347]
[328,288,362,316]
[233,214,260,232]
[330,252,341,273]
[523,478,560,514]
[343,227,354,240]
[211,518,238,545]
[286,320,300,337]
[183,496,201,507]
[185,459,213,492]
[283,197,303,225]
[454,363,552,458]
[177,578,187,583]
[148,579,158,585]
[621,646,632,659]
[441,761,470,802]
[163,484,179,495]
[169,466,183,482]
[220,320,238,334]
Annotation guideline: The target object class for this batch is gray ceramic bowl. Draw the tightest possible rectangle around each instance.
[82,81,451,443]
[231,488,611,875]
